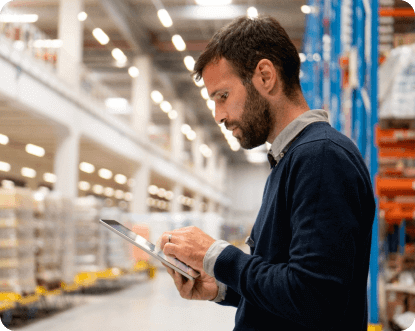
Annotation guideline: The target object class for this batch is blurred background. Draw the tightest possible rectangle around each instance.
[0,0,414,330]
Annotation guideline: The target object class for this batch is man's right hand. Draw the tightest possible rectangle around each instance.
[164,264,219,301]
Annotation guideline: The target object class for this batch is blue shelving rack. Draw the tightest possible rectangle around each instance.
[300,0,380,328]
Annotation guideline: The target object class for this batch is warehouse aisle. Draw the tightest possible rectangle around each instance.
[17,270,236,331]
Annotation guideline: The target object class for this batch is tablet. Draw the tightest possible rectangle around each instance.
[99,219,200,280]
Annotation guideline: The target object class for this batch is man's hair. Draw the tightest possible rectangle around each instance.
[193,15,302,100]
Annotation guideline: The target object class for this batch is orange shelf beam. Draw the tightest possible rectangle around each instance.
[379,8,415,17]
[375,176,415,196]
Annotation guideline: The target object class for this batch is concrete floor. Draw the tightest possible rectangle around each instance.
[15,270,237,331]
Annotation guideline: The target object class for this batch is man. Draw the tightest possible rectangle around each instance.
[159,15,376,331]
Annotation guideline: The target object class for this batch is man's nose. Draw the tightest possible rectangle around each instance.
[214,105,226,125]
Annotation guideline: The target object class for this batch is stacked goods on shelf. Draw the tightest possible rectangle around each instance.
[0,188,36,295]
[73,196,105,273]
[37,193,75,288]
[100,208,134,271]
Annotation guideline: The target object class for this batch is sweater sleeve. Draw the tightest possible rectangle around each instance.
[216,285,241,308]
[213,139,371,330]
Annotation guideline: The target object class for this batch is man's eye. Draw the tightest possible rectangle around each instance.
[221,93,228,100]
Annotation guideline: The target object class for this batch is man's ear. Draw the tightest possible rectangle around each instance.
[252,59,279,97]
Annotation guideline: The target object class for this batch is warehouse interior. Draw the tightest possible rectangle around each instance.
[0,0,414,330]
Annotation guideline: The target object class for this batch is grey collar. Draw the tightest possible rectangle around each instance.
[267,109,330,168]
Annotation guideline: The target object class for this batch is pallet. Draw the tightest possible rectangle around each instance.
[379,118,415,130]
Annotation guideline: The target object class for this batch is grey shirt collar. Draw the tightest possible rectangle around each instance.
[268,109,330,168]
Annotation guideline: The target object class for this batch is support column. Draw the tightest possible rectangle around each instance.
[218,155,228,192]
[54,129,80,199]
[57,0,84,89]
[193,193,203,213]
[171,100,185,163]
[171,183,183,213]
[191,127,204,173]
[207,199,216,213]
[206,144,218,184]
[131,161,150,214]
[132,56,152,141]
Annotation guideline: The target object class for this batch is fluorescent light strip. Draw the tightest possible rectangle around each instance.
[184,56,195,71]
[114,174,127,185]
[0,14,39,23]
[151,91,164,104]
[43,173,56,183]
[195,0,232,5]
[98,168,113,180]
[0,161,10,172]
[0,134,9,145]
[78,12,87,22]
[157,9,173,27]
[21,167,36,178]
[26,144,45,157]
[172,35,186,51]
[160,101,172,113]
[112,48,127,63]
[78,181,91,191]
[79,162,95,174]
[92,28,110,45]
[93,185,104,194]
[128,66,139,78]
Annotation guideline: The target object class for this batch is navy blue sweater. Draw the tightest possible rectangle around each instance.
[214,122,376,330]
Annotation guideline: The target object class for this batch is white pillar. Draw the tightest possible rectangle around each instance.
[193,193,203,213]
[57,0,84,89]
[132,56,152,141]
[171,183,183,213]
[218,155,228,192]
[208,199,216,213]
[192,127,204,173]
[54,129,80,199]
[131,161,150,214]
[206,144,218,184]
[171,100,185,163]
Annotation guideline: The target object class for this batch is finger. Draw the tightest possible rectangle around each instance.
[163,242,178,258]
[159,232,173,250]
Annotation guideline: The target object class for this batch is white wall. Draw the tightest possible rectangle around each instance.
[226,162,270,229]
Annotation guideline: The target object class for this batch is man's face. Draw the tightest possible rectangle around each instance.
[203,58,272,149]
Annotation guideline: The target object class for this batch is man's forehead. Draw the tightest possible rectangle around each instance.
[202,58,237,86]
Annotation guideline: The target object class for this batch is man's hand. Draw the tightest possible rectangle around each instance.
[164,265,219,301]
[160,226,216,272]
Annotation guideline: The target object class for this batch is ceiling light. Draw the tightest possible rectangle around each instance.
[201,88,209,100]
[165,191,174,200]
[301,5,312,14]
[247,7,258,19]
[92,28,110,45]
[79,162,95,174]
[104,187,114,197]
[195,0,232,5]
[21,167,36,178]
[125,192,133,201]
[0,161,10,172]
[160,101,172,113]
[98,168,113,180]
[151,91,164,104]
[32,39,63,48]
[184,56,195,71]
[148,185,159,195]
[194,77,204,87]
[186,130,197,141]
[115,190,124,199]
[128,66,139,78]
[105,98,130,114]
[0,134,9,145]
[0,14,39,23]
[172,35,186,51]
[181,124,191,135]
[168,110,178,120]
[0,1,12,12]
[200,144,212,158]
[26,144,45,157]
[299,53,306,63]
[78,12,88,21]
[78,181,91,191]
[114,174,127,185]
[207,100,215,111]
[111,48,127,63]
[93,185,104,194]
[230,141,241,151]
[157,188,166,198]
[157,9,173,28]
[43,173,57,183]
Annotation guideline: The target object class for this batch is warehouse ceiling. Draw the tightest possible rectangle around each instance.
[6,0,308,164]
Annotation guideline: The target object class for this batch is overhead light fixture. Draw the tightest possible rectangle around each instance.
[0,134,9,145]
[114,174,127,185]
[78,181,91,191]
[168,110,178,120]
[230,141,241,151]
[157,188,166,198]
[0,161,10,172]
[200,144,212,158]
[43,173,57,183]
[195,0,232,5]
[125,192,133,201]
[26,144,45,157]
[201,88,209,100]
[172,35,186,51]
[148,185,158,195]
[165,191,174,200]
[181,124,191,135]
[160,101,172,113]
[92,28,110,45]
[21,167,36,178]
[79,162,95,174]
[98,168,113,180]
[115,190,124,199]
[104,187,114,197]
[93,184,104,195]
[184,56,195,71]
[151,91,164,104]
[194,77,204,87]
[301,5,312,14]
[105,98,130,114]
[157,9,173,28]
[247,7,258,19]
[128,66,139,78]
[111,48,127,63]
[186,130,197,141]
[32,39,63,49]
[207,100,215,111]
[78,12,88,21]
[299,53,306,63]
[0,14,39,23]
[0,1,12,12]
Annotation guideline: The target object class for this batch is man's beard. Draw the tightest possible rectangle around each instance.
[228,81,273,149]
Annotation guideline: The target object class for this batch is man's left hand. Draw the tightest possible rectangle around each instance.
[160,226,216,272]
